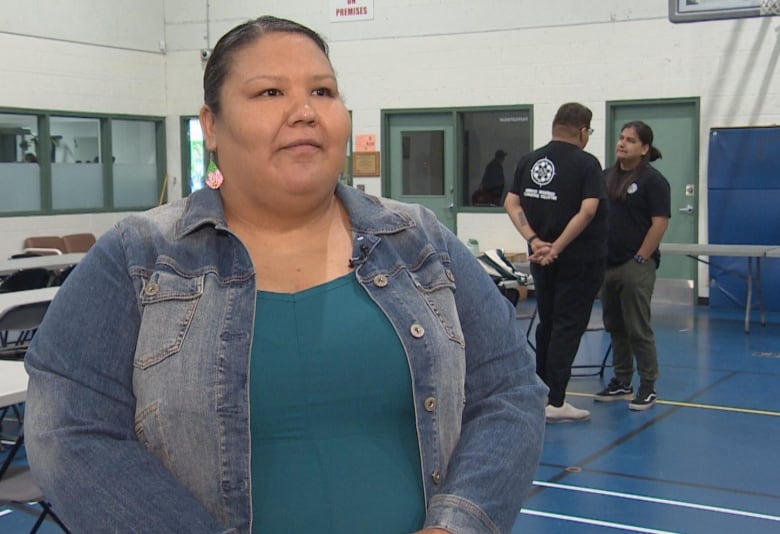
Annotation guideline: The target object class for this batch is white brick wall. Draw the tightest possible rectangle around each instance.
[0,0,778,276]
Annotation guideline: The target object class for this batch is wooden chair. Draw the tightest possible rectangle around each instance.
[62,233,96,253]
[22,237,66,256]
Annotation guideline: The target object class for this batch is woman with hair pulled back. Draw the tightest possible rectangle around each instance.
[24,15,546,534]
[593,121,671,411]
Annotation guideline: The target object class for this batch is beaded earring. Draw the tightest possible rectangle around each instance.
[205,157,224,189]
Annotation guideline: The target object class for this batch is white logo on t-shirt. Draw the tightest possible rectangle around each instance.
[628,183,638,194]
[530,157,555,187]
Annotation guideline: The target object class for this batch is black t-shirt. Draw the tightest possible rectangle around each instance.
[509,140,607,261]
[605,164,671,267]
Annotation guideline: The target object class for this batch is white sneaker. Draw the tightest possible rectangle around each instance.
[545,402,591,423]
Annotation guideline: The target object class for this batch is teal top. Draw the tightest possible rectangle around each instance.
[250,273,425,533]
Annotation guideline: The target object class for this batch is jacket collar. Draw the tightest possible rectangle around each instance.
[175,183,415,240]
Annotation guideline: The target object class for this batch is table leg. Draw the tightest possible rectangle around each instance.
[745,257,752,334]
[758,257,766,326]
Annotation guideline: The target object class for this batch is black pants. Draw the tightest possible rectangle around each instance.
[531,258,605,406]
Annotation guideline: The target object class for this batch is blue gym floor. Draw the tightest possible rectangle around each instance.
[2,300,779,533]
[514,299,780,533]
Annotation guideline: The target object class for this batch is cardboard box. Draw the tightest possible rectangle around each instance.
[504,252,528,264]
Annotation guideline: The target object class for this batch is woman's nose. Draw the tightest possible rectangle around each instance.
[288,100,318,125]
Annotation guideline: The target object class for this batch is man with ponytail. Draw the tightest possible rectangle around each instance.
[594,121,671,411]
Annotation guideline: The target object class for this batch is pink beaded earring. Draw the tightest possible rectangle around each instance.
[205,156,223,189]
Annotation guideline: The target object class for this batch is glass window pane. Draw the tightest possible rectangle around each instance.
[51,116,103,209]
[401,130,444,195]
[462,109,532,207]
[0,113,41,212]
[112,119,159,208]
[188,118,207,193]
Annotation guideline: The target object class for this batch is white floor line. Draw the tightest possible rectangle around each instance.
[534,480,780,522]
[0,510,12,517]
[521,508,681,533]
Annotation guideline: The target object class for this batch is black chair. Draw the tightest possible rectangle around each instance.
[0,269,52,293]
[0,434,70,533]
[524,305,613,378]
[50,265,76,287]
[0,268,53,356]
[0,301,52,357]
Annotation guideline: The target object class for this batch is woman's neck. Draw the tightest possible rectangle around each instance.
[619,158,641,171]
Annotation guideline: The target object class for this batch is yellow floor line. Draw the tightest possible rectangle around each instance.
[567,391,780,417]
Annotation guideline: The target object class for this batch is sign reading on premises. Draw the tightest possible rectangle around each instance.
[331,0,374,22]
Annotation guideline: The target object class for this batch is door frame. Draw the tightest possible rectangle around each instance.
[381,109,458,233]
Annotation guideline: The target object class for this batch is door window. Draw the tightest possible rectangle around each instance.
[401,130,444,195]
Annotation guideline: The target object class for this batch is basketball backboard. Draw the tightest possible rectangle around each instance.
[669,0,779,23]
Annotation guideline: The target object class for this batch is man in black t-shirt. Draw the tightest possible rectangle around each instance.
[504,102,607,423]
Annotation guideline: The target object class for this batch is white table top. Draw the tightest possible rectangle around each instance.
[0,253,85,277]
[0,287,59,318]
[765,247,780,258]
[660,243,777,257]
[0,360,28,408]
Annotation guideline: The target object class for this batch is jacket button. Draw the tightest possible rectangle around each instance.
[410,324,425,338]
[144,282,159,296]
[432,470,442,484]
[424,397,437,411]
[445,269,455,282]
[373,274,389,287]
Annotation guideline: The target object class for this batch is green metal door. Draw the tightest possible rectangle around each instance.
[607,100,699,295]
[386,113,456,232]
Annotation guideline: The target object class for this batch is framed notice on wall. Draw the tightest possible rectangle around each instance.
[668,0,777,23]
[353,151,380,176]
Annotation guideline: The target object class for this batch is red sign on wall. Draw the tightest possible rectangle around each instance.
[330,0,374,22]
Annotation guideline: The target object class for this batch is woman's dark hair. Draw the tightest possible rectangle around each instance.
[606,120,663,200]
[203,16,330,115]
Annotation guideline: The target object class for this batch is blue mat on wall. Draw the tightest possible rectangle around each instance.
[707,127,780,311]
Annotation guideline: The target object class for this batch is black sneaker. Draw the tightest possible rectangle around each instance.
[629,386,657,411]
[594,378,633,402]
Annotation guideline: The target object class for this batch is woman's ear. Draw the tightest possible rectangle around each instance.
[199,105,218,151]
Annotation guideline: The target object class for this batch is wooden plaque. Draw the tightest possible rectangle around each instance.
[353,151,380,176]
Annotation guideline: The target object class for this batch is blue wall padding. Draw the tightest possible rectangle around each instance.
[708,190,780,245]
[707,127,780,311]
[708,128,780,190]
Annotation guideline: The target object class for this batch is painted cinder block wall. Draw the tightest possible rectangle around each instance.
[1,1,778,297]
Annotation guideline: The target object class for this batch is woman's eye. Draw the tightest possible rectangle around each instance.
[259,88,281,97]
[313,87,334,97]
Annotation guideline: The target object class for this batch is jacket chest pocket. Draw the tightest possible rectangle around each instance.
[134,272,204,369]
[409,256,464,346]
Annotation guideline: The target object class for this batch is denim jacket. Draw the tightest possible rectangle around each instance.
[25,184,547,534]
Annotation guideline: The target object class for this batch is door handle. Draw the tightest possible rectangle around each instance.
[679,204,694,214]
[447,203,455,210]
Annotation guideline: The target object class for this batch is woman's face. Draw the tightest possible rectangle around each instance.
[201,32,351,202]
[616,126,648,166]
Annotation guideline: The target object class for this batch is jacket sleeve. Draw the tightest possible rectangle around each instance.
[424,226,548,534]
[24,228,233,534]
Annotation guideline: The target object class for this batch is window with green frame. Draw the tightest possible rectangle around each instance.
[0,109,165,216]
[462,106,532,209]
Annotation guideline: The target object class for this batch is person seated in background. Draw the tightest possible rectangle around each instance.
[472,149,508,206]
[25,15,547,534]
